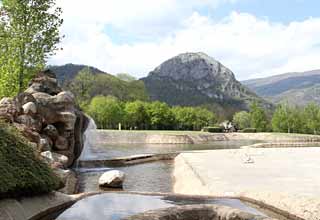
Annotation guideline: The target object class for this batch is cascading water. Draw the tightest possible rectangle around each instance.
[79,116,98,161]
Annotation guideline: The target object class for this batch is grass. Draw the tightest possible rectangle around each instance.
[0,122,61,198]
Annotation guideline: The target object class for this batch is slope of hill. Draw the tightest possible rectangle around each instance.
[141,52,270,116]
[49,64,149,102]
[243,70,320,105]
[267,84,320,106]
[48,63,104,85]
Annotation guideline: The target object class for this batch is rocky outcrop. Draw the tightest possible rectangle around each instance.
[142,52,271,114]
[0,70,89,167]
[98,170,125,188]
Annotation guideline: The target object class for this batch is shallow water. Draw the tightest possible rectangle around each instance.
[78,161,173,193]
[57,193,266,220]
[87,140,259,160]
[77,141,260,193]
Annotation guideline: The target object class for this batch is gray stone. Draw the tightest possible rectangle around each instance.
[54,169,77,194]
[41,151,69,167]
[54,136,69,150]
[15,114,42,132]
[39,135,52,152]
[22,102,37,115]
[0,98,19,122]
[99,170,125,188]
[43,124,59,140]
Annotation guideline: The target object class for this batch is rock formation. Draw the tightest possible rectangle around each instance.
[0,70,89,167]
[142,52,271,115]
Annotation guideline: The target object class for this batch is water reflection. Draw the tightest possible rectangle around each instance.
[78,161,173,193]
[57,193,266,220]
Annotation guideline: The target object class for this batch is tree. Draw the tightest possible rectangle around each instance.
[233,111,251,130]
[146,101,175,130]
[0,0,63,96]
[193,107,216,130]
[304,103,320,134]
[172,106,197,130]
[271,103,304,133]
[87,96,124,129]
[68,67,95,108]
[249,102,269,132]
[124,101,149,130]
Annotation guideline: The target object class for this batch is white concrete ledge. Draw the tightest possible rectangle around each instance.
[173,148,320,220]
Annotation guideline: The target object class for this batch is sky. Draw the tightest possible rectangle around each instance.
[50,0,320,80]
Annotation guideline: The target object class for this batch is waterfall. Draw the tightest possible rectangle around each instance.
[79,116,97,161]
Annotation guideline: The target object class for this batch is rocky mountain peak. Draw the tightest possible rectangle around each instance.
[151,52,235,81]
[142,52,270,114]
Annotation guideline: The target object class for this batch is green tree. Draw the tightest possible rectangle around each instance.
[146,101,174,130]
[0,0,63,96]
[87,96,124,129]
[272,103,304,133]
[304,103,320,134]
[68,67,95,108]
[193,107,216,130]
[124,101,149,130]
[233,111,251,130]
[249,102,269,132]
[172,106,196,130]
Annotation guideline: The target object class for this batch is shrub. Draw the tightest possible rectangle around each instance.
[202,126,224,133]
[240,128,257,133]
[0,122,61,198]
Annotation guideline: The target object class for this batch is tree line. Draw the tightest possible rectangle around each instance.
[86,95,216,130]
[233,102,320,135]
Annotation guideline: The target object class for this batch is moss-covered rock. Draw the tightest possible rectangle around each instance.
[0,122,61,198]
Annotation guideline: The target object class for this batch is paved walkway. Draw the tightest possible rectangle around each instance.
[173,147,320,220]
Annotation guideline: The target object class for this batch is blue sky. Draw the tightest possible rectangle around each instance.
[211,0,320,23]
[51,0,320,80]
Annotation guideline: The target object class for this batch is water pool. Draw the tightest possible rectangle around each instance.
[57,192,266,220]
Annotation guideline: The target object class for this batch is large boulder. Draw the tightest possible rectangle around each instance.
[0,70,89,167]
[98,170,125,188]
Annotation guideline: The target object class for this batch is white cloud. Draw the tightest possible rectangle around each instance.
[50,1,320,80]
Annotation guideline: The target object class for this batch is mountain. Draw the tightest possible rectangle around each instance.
[242,70,320,106]
[48,64,105,85]
[141,52,270,116]
[48,64,149,102]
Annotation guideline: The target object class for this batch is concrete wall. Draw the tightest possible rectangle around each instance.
[93,130,320,144]
[0,192,76,220]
